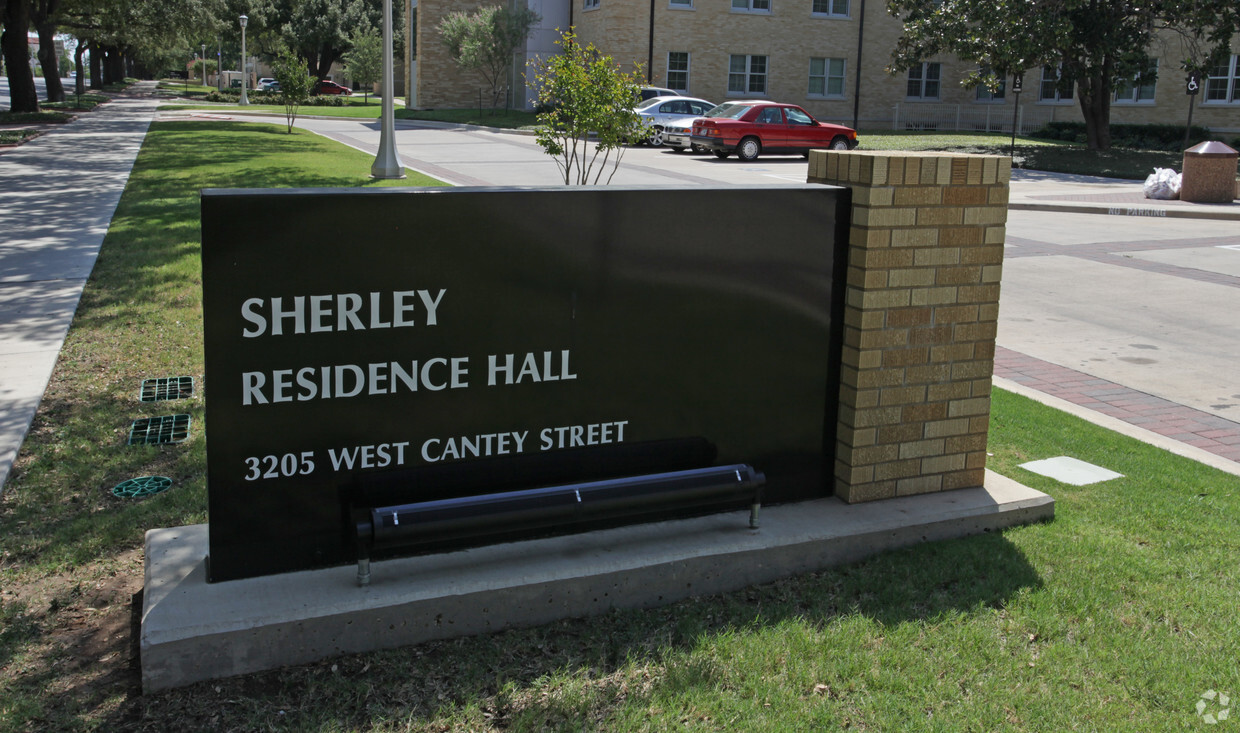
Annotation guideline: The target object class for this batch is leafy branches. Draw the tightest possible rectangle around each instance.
[529,30,649,185]
[272,45,314,133]
[438,4,540,111]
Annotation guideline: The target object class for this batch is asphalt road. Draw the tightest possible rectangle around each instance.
[0,75,55,111]
[286,115,1240,425]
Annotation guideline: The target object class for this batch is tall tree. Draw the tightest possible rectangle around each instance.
[342,25,380,102]
[886,0,1240,150]
[2,0,39,112]
[32,0,64,101]
[438,3,540,111]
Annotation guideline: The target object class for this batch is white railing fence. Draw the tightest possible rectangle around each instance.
[891,103,1056,135]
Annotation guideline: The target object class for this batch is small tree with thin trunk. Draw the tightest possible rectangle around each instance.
[343,27,382,104]
[439,4,540,112]
[272,46,314,133]
[530,30,650,185]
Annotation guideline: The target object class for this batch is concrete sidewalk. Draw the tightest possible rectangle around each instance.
[1009,168,1240,220]
[0,82,159,491]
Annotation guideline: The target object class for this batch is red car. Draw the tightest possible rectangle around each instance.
[690,102,857,161]
[312,80,352,96]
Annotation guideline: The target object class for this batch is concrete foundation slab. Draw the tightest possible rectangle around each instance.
[141,470,1052,692]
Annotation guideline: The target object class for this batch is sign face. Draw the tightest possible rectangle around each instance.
[201,186,848,581]
[1187,72,1201,96]
[1011,74,1023,94]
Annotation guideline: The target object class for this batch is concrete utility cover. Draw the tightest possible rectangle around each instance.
[1019,456,1124,485]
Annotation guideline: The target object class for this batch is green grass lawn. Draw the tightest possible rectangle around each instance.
[1,117,1237,731]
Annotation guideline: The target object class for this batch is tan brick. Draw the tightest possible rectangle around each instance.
[839,480,897,503]
[967,157,983,184]
[982,156,998,184]
[950,159,969,184]
[927,382,971,402]
[880,385,928,406]
[903,402,948,422]
[882,347,929,368]
[958,284,1002,304]
[914,247,962,267]
[970,415,991,433]
[943,468,986,490]
[934,304,981,323]
[855,367,908,389]
[855,206,917,228]
[878,422,924,444]
[930,343,976,363]
[997,156,1012,182]
[891,228,940,247]
[909,325,953,345]
[966,451,988,469]
[917,207,965,227]
[948,397,991,418]
[857,247,915,269]
[840,385,881,409]
[936,157,953,185]
[859,329,910,349]
[919,158,937,184]
[849,267,889,289]
[973,342,996,361]
[853,406,905,427]
[844,307,885,330]
[886,157,905,185]
[961,245,1004,264]
[842,443,899,465]
[911,286,959,307]
[953,322,998,342]
[834,460,874,485]
[984,226,1007,245]
[970,377,994,396]
[886,307,933,328]
[921,453,966,474]
[988,186,1010,205]
[856,288,912,310]
[936,265,983,285]
[923,418,972,438]
[888,268,937,288]
[981,264,1003,283]
[943,186,989,205]
[905,363,952,384]
[951,361,994,380]
[850,226,892,248]
[904,157,921,183]
[855,186,895,207]
[897,474,942,496]
[963,206,1008,226]
[871,155,889,186]
[852,427,877,447]
[893,186,941,206]
[940,227,984,246]
[978,303,1001,323]
[899,438,945,460]
[946,433,989,453]
[874,459,922,481]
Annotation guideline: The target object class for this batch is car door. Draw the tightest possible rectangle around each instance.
[751,105,789,151]
[782,105,821,152]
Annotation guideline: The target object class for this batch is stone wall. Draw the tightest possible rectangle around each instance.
[808,150,1010,503]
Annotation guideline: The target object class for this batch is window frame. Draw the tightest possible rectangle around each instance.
[668,0,693,8]
[667,51,690,92]
[810,0,848,17]
[1204,54,1240,105]
[1037,65,1074,105]
[583,0,600,10]
[731,0,771,14]
[906,62,941,101]
[728,54,769,96]
[807,57,846,99]
[1113,59,1158,104]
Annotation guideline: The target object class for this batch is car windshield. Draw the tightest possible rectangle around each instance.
[705,103,755,119]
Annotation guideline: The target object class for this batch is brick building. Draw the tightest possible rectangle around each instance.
[405,0,1240,133]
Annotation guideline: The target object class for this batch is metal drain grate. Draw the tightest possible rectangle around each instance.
[140,376,194,402]
[128,414,190,445]
[112,476,172,498]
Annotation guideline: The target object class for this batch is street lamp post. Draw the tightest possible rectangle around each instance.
[370,0,405,178]
[239,14,249,105]
[217,37,223,92]
[201,44,207,87]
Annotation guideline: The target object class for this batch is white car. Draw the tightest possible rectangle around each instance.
[256,78,277,91]
[633,96,715,147]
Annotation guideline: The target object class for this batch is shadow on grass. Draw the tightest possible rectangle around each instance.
[108,531,1041,729]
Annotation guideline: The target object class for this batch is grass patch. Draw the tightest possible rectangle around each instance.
[0,110,73,125]
[41,92,110,112]
[2,118,1238,730]
[860,130,1181,179]
[159,104,540,128]
[0,129,43,145]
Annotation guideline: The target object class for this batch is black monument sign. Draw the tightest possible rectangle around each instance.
[201,186,849,581]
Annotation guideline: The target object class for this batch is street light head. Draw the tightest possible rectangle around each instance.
[239,14,248,28]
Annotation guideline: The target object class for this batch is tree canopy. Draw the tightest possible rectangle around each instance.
[885,0,1240,149]
[438,4,540,110]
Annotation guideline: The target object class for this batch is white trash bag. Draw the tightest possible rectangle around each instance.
[1143,167,1181,200]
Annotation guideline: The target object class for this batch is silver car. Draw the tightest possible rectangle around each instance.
[633,96,716,147]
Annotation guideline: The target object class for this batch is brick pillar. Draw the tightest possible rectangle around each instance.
[808,151,1010,503]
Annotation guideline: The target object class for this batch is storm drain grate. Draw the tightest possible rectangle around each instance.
[128,414,190,445]
[140,376,194,402]
[112,476,172,498]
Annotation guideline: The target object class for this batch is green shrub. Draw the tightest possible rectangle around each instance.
[307,96,345,106]
[1030,121,1214,151]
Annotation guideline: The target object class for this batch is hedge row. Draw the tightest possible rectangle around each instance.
[1028,121,1226,151]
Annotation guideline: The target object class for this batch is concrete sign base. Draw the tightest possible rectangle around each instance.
[141,470,1052,692]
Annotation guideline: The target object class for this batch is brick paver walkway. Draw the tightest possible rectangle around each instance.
[994,346,1240,462]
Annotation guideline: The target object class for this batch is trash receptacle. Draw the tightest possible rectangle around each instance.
[1180,141,1238,203]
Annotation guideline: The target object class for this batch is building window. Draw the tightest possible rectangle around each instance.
[906,62,940,100]
[667,52,690,92]
[669,0,692,6]
[808,57,845,97]
[1205,55,1239,104]
[1038,65,1074,103]
[1114,60,1157,103]
[583,0,599,9]
[811,0,848,16]
[731,0,771,12]
[728,54,768,94]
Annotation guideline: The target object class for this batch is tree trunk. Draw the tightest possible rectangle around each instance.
[74,41,86,96]
[1,0,40,112]
[36,21,64,102]
[89,43,102,89]
[1076,74,1112,150]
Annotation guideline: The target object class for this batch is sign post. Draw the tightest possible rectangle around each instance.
[1184,71,1201,151]
[1009,72,1024,158]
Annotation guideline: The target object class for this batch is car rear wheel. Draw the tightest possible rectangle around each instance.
[830,136,851,150]
[648,126,665,147]
[737,136,761,161]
